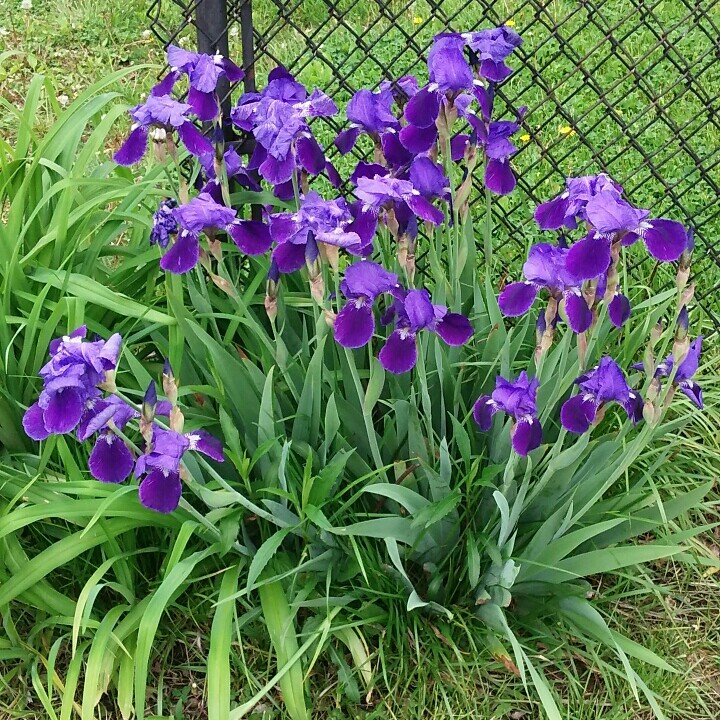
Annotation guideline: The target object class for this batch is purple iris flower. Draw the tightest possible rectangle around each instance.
[162,45,245,121]
[473,371,542,456]
[472,114,522,195]
[198,147,261,203]
[378,288,473,373]
[632,336,703,409]
[458,26,524,82]
[534,174,624,231]
[23,327,122,440]
[267,192,365,273]
[498,243,593,333]
[334,261,399,348]
[355,175,445,226]
[150,198,179,249]
[135,425,224,513]
[114,95,213,166]
[160,192,237,274]
[560,357,643,434]
[566,192,688,278]
[335,86,399,155]
[399,36,478,155]
[231,68,337,185]
[75,396,138,485]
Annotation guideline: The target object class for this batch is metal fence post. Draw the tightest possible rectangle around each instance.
[196,0,232,119]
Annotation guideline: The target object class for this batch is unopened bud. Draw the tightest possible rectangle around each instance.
[309,274,325,305]
[385,207,399,238]
[650,322,663,346]
[170,405,185,433]
[680,283,695,308]
[319,242,339,273]
[140,381,157,444]
[646,377,661,403]
[675,305,689,342]
[323,309,336,327]
[162,359,178,406]
[99,369,117,394]
[264,294,277,323]
[642,400,656,425]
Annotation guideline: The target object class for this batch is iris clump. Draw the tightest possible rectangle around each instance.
[27,29,703,509]
[24,331,223,513]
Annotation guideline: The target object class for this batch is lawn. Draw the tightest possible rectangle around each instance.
[1,1,719,719]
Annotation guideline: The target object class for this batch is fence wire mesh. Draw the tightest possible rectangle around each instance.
[146,0,720,330]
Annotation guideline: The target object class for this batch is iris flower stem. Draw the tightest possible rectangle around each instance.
[443,135,461,308]
[415,337,436,459]
[344,348,389,484]
[483,174,493,280]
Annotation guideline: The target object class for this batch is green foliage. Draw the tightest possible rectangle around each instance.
[0,67,716,720]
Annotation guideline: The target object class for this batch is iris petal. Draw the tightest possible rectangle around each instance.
[379,331,417,374]
[334,302,375,348]
[139,468,183,513]
[89,433,134,484]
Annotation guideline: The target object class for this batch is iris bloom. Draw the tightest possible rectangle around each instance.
[565,191,688,280]
[135,425,224,513]
[267,192,366,274]
[198,147,260,203]
[399,37,477,154]
[231,67,337,185]
[114,95,213,166]
[161,192,237,273]
[161,45,245,121]
[355,175,445,226]
[452,26,524,82]
[534,174,624,231]
[379,288,473,373]
[560,357,643,434]
[335,86,399,154]
[78,396,137,485]
[498,243,593,333]
[473,371,542,456]
[632,336,703,409]
[150,198,179,248]
[23,327,122,439]
[334,261,399,348]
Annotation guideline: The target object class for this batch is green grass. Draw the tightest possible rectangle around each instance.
[1,2,719,719]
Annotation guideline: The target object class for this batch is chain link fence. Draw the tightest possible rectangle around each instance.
[146,0,720,331]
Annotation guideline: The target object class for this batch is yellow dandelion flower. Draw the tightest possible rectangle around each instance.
[559,126,575,136]
[413,16,423,24]
[520,133,531,142]
[505,19,516,27]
